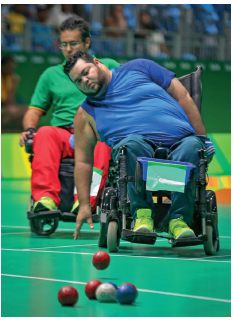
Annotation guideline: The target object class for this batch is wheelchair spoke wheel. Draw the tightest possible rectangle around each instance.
[98,223,107,248]
[29,217,59,236]
[204,224,220,255]
[107,221,120,253]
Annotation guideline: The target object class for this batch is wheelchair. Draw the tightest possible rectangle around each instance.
[25,137,100,236]
[97,66,220,256]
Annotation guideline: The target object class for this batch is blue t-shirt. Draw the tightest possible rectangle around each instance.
[71,59,197,148]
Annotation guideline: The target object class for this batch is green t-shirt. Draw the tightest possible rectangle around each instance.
[29,57,120,126]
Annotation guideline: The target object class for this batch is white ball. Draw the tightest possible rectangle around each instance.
[96,283,117,302]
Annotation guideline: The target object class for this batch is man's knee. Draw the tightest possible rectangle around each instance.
[36,126,54,137]
[170,135,205,164]
[182,135,205,154]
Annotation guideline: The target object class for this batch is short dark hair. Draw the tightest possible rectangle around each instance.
[1,56,15,66]
[60,15,90,42]
[64,51,95,75]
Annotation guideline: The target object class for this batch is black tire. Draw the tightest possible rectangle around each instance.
[98,223,107,248]
[204,224,220,255]
[107,221,120,252]
[29,217,59,236]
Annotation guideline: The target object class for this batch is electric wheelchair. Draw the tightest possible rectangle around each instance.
[25,136,100,236]
[97,66,220,255]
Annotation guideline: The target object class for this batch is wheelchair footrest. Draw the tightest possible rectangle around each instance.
[171,235,207,248]
[121,229,157,245]
[60,211,100,223]
[60,212,77,222]
[27,210,61,220]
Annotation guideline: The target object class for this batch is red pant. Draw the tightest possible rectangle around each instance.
[32,126,111,210]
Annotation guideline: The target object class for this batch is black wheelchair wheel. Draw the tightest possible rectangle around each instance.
[204,223,220,255]
[107,221,120,253]
[98,223,107,248]
[29,217,59,236]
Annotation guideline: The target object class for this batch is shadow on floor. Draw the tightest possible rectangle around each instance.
[119,245,231,259]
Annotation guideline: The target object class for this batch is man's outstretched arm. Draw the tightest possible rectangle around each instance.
[73,107,97,239]
[167,77,207,136]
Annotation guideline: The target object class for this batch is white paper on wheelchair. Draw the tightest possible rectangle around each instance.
[137,157,196,193]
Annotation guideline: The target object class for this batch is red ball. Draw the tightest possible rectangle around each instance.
[92,251,110,270]
[58,285,78,306]
[121,283,138,297]
[85,280,102,299]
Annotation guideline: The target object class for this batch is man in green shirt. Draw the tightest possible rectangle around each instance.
[19,15,120,215]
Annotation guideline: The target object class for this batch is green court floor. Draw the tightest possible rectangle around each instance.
[1,180,231,317]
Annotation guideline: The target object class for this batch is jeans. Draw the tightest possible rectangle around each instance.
[111,134,208,225]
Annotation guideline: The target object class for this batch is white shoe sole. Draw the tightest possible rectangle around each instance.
[175,229,196,239]
[133,226,153,233]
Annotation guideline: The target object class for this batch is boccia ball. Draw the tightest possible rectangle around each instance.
[85,280,102,299]
[58,285,78,306]
[107,282,118,290]
[116,284,137,304]
[96,283,117,302]
[92,251,110,270]
[121,282,138,297]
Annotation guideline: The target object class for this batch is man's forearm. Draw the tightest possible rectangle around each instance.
[23,108,42,130]
[178,95,207,136]
[74,161,93,207]
[167,77,207,136]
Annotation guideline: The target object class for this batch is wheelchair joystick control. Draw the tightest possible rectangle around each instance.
[154,142,168,160]
[25,134,34,154]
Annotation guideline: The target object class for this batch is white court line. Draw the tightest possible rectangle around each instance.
[1,226,231,239]
[1,273,230,304]
[23,241,131,250]
[1,248,230,263]
[1,232,31,235]
[1,225,99,233]
[23,244,98,250]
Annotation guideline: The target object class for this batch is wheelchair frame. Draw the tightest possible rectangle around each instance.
[98,144,219,255]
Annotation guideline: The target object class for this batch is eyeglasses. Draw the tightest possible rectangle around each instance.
[59,41,82,49]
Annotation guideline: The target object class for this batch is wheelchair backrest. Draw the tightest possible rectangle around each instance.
[177,66,202,113]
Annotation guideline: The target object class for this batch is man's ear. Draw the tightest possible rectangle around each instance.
[93,58,101,66]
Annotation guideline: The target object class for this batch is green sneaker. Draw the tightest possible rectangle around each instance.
[133,209,154,233]
[33,197,57,212]
[71,200,80,214]
[169,217,195,239]
[71,200,92,214]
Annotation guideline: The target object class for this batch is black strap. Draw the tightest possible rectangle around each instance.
[58,126,73,133]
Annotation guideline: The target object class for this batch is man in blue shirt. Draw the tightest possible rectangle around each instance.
[64,51,215,240]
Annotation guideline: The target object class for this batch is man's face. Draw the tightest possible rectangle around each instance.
[69,59,106,98]
[60,29,90,60]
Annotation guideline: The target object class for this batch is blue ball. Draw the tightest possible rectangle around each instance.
[107,282,118,290]
[116,284,137,304]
